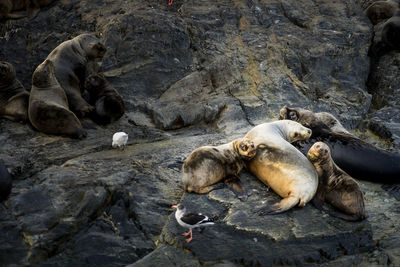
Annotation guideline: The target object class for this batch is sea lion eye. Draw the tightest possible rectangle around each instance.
[240,145,248,151]
[294,132,298,138]
[289,111,297,120]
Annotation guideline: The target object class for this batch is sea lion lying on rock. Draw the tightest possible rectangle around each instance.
[0,0,55,20]
[84,73,125,125]
[29,60,87,139]
[0,61,29,122]
[45,33,107,118]
[308,142,367,221]
[182,137,257,200]
[244,120,318,214]
[279,106,400,199]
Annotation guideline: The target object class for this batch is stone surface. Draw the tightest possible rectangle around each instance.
[0,0,399,266]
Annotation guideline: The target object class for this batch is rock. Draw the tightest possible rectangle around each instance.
[0,0,399,266]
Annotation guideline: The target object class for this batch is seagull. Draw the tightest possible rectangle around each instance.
[171,204,214,243]
[112,132,128,149]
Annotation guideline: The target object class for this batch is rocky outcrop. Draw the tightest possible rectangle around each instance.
[0,0,399,265]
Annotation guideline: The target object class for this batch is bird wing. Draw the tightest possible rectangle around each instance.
[180,212,212,225]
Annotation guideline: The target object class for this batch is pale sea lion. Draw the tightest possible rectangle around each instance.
[0,61,29,122]
[308,142,367,221]
[29,59,87,139]
[244,120,318,214]
[182,137,257,200]
[45,33,107,118]
[279,106,400,199]
[84,73,125,125]
[365,0,399,25]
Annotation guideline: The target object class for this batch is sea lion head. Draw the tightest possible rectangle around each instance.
[365,2,398,25]
[84,73,106,96]
[32,59,56,87]
[0,61,16,86]
[77,33,107,59]
[281,120,312,142]
[307,142,330,163]
[234,138,257,160]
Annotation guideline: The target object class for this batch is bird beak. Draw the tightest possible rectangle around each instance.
[171,205,177,209]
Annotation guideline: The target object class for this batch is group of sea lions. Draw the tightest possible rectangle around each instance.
[366,0,400,55]
[0,33,125,202]
[182,106,400,221]
[1,33,124,139]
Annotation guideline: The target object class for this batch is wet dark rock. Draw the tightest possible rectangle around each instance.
[0,0,399,265]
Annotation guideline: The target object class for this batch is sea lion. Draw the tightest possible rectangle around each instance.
[244,120,318,214]
[279,106,349,134]
[279,106,400,195]
[0,159,12,202]
[0,0,54,20]
[307,142,367,221]
[365,0,399,25]
[29,59,87,139]
[382,10,400,50]
[84,73,125,125]
[182,137,257,200]
[45,33,107,118]
[0,61,29,122]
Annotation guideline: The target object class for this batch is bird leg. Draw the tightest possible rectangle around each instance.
[182,230,191,236]
[185,229,193,243]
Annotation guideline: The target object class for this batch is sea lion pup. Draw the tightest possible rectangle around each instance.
[0,159,12,202]
[182,137,257,200]
[29,60,87,139]
[84,73,125,125]
[279,106,400,197]
[0,61,30,122]
[45,33,107,118]
[244,120,318,214]
[279,106,349,135]
[382,10,400,50]
[307,142,367,221]
[365,0,399,25]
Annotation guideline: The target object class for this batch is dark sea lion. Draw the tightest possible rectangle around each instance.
[279,106,400,199]
[382,10,400,50]
[365,0,399,25]
[308,142,367,221]
[29,59,87,139]
[0,0,54,20]
[244,120,318,214]
[182,137,257,200]
[84,73,125,125]
[45,33,107,118]
[0,61,30,122]
[0,159,12,202]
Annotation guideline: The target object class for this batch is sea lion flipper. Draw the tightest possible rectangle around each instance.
[258,196,300,215]
[224,175,248,201]
[196,183,226,194]
[4,13,27,19]
[381,184,400,201]
[326,210,365,222]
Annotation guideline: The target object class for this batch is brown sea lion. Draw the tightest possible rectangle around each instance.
[45,33,107,118]
[365,1,399,25]
[182,137,257,200]
[279,106,349,135]
[244,120,318,214]
[83,73,125,125]
[29,59,87,139]
[307,142,367,221]
[0,61,29,122]
[0,0,54,20]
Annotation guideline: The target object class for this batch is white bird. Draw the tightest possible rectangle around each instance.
[171,204,214,243]
[112,132,128,149]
